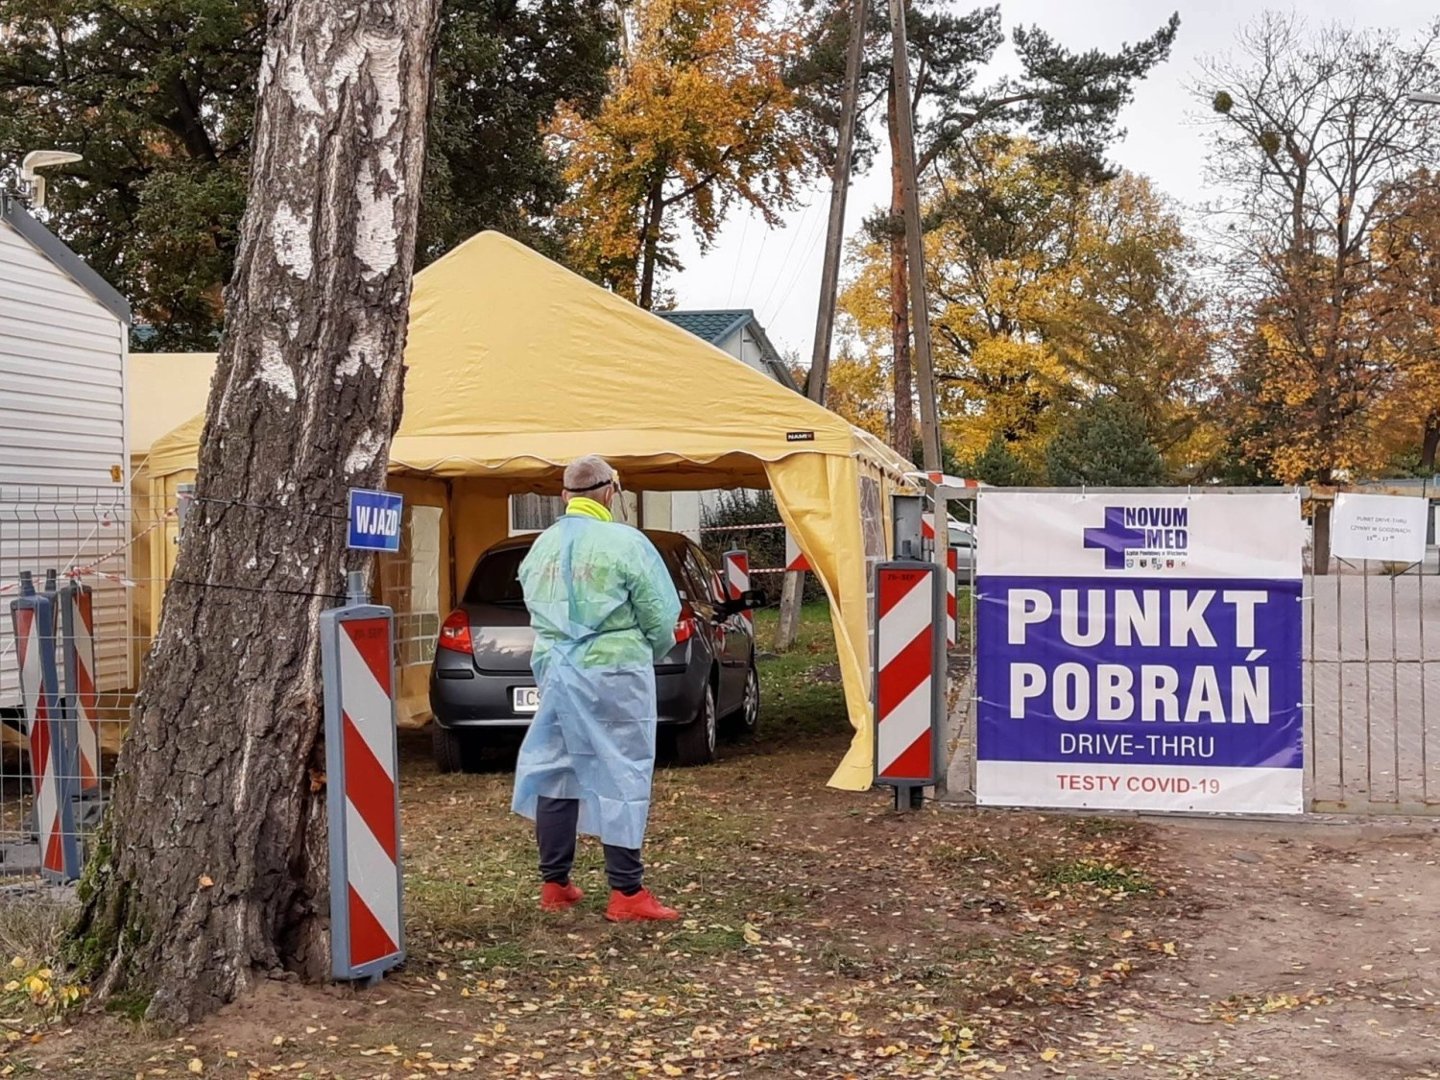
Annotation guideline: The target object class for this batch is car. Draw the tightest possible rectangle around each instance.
[429,529,763,773]
[947,521,977,576]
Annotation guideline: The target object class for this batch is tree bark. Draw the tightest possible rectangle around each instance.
[1423,413,1440,473]
[886,81,913,461]
[887,0,941,471]
[69,0,442,1025]
[638,178,665,309]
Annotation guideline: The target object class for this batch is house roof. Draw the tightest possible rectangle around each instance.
[0,190,130,324]
[655,308,799,391]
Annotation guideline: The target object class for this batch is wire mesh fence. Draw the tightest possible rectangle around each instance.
[939,486,1440,816]
[0,483,446,881]
[1,483,145,879]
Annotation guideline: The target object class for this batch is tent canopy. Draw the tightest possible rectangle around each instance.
[127,351,216,458]
[143,231,911,790]
[148,232,904,490]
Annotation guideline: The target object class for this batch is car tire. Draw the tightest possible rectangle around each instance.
[433,722,465,774]
[674,680,718,767]
[721,660,761,742]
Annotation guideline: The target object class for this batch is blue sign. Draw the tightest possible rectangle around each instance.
[974,492,1304,814]
[347,488,404,552]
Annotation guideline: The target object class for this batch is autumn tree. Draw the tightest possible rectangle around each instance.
[0,0,614,348]
[796,1,1179,458]
[1370,168,1440,471]
[68,0,441,1023]
[553,0,818,309]
[837,137,1213,471]
[1201,14,1440,485]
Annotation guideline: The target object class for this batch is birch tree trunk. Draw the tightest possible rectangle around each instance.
[69,0,442,1025]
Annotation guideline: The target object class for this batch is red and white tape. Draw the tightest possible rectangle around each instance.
[64,587,102,793]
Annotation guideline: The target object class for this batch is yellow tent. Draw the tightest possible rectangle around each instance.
[143,231,911,790]
[125,351,217,668]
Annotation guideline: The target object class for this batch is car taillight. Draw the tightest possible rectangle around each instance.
[674,605,696,644]
[438,609,473,654]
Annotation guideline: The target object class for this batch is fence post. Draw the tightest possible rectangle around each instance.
[321,569,404,984]
[9,571,81,882]
[59,578,103,805]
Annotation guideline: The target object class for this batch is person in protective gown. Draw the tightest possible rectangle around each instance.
[511,455,683,922]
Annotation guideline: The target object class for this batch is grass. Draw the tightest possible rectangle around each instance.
[749,603,850,742]
[1046,858,1154,894]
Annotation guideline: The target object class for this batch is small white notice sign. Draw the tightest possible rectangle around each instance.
[1331,493,1428,563]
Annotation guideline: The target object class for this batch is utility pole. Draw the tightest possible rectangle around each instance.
[805,0,868,405]
[888,0,942,471]
[779,0,869,653]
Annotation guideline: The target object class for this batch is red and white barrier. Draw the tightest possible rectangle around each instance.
[322,602,404,982]
[946,547,957,649]
[785,531,811,573]
[11,588,80,882]
[722,549,753,624]
[61,583,101,794]
[874,564,941,786]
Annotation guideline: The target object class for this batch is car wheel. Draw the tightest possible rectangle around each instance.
[721,661,761,741]
[432,722,464,774]
[674,681,718,767]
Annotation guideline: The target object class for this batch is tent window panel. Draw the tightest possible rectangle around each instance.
[511,493,564,534]
[377,505,442,668]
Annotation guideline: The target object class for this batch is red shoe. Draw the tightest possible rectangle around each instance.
[540,881,584,912]
[605,888,679,923]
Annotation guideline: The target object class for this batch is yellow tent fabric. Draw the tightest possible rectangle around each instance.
[125,352,217,668]
[144,231,912,790]
[127,352,217,458]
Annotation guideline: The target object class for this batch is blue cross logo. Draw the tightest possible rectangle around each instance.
[1083,507,1145,570]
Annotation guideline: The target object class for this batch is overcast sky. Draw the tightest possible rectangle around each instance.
[665,0,1440,363]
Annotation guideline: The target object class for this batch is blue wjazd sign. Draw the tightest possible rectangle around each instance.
[975,491,1304,815]
[347,488,404,553]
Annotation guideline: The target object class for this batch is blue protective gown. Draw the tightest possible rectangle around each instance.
[510,501,682,849]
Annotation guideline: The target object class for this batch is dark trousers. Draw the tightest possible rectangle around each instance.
[536,796,643,894]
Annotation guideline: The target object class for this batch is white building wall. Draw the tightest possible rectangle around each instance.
[0,218,131,705]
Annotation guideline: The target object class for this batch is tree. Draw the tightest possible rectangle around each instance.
[68,0,442,1023]
[1370,169,1440,471]
[837,137,1213,469]
[1046,396,1166,486]
[553,0,819,309]
[1201,14,1440,484]
[964,431,1037,486]
[796,1,1180,458]
[0,0,615,348]
[0,1,261,348]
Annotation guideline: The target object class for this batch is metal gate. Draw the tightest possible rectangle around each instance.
[931,484,1440,817]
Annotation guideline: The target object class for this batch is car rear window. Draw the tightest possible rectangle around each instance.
[465,537,688,605]
[463,547,529,605]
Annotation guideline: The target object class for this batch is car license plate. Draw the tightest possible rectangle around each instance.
[513,687,540,715]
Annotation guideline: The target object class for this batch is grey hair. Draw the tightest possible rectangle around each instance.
[563,454,615,493]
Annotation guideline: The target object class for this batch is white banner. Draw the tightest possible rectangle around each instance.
[1331,493,1428,564]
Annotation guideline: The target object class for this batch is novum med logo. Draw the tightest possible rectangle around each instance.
[1082,506,1190,571]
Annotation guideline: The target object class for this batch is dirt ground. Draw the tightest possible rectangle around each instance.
[2,613,1439,1079]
